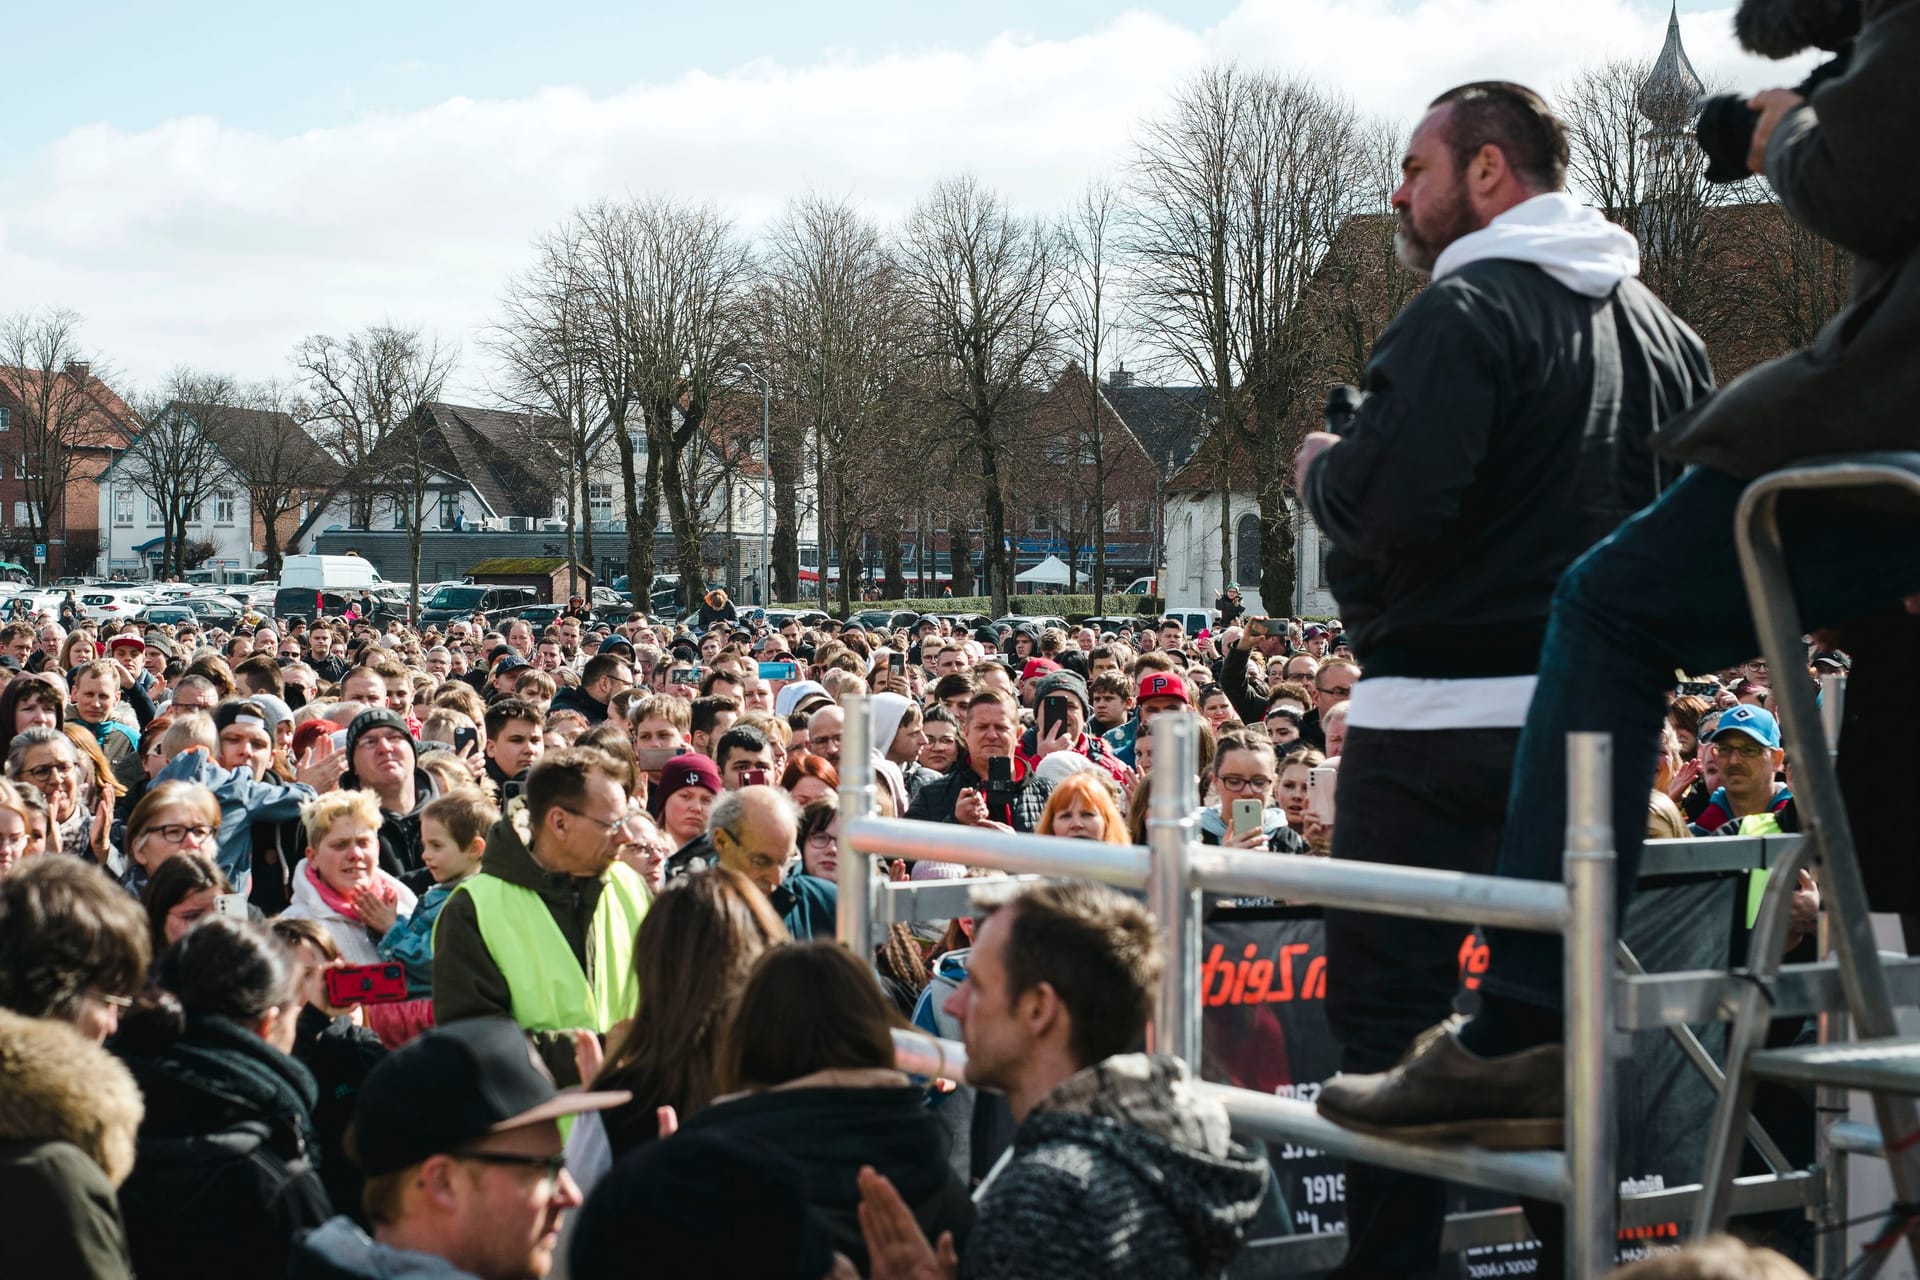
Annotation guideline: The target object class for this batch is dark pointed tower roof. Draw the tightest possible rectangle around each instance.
[1640,2,1704,122]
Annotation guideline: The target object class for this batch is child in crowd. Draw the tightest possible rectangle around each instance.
[376,788,494,1002]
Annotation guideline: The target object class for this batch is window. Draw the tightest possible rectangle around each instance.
[1235,513,1262,589]
[12,454,24,481]
[589,482,613,521]
[146,497,161,526]
[393,499,408,529]
[439,491,460,529]
[349,493,372,530]
[0,407,9,430]
[114,490,133,527]
[1104,503,1121,533]
[188,499,204,526]
[12,502,34,529]
[1130,501,1152,533]
[1028,506,1050,535]
[215,491,235,525]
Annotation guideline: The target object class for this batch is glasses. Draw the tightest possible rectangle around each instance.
[804,829,837,847]
[144,823,216,846]
[451,1150,568,1186]
[1317,685,1354,700]
[1216,774,1275,794]
[559,805,648,841]
[1713,740,1769,759]
[23,761,76,782]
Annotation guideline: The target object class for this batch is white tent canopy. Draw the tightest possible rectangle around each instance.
[1015,554,1072,586]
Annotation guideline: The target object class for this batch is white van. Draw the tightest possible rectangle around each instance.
[279,555,384,591]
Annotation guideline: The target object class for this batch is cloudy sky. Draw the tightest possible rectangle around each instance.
[0,0,1812,399]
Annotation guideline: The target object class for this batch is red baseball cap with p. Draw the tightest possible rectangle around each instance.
[1136,671,1191,706]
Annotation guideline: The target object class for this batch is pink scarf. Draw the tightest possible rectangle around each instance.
[304,860,396,921]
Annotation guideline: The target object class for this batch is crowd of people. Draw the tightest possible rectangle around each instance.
[1,10,1891,1267]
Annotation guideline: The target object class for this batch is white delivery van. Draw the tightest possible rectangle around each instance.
[275,555,388,620]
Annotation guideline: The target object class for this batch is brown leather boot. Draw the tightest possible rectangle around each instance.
[1316,1018,1565,1149]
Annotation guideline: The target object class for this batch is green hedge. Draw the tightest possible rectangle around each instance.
[771,595,1161,620]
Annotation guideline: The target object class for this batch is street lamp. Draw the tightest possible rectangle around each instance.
[737,365,772,607]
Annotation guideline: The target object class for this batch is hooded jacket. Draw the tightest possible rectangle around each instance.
[288,1217,480,1280]
[684,1069,975,1274]
[0,1009,144,1280]
[113,1014,332,1280]
[905,755,1053,833]
[964,1054,1268,1280]
[1304,193,1712,707]
[431,808,645,1087]
[280,862,420,965]
[339,765,440,896]
[547,682,610,726]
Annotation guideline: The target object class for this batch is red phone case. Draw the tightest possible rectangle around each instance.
[325,963,409,1005]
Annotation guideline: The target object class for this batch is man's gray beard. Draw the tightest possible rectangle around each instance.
[1393,224,1438,274]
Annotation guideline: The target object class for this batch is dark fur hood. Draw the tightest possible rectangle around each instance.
[0,1007,144,1187]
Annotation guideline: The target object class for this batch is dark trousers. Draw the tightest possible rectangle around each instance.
[1480,464,1920,1007]
[1324,725,1521,1279]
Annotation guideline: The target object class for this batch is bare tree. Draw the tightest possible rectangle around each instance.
[761,194,914,613]
[896,175,1058,617]
[1131,66,1372,608]
[1055,179,1128,611]
[294,325,456,616]
[219,381,337,575]
[1561,58,1750,337]
[0,309,130,579]
[121,373,245,579]
[491,227,604,601]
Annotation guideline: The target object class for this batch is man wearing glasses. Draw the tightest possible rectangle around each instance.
[433,747,651,1087]
[707,784,836,941]
[289,1017,626,1280]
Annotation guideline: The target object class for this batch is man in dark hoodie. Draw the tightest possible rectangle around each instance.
[545,653,631,727]
[431,746,650,1086]
[858,880,1266,1279]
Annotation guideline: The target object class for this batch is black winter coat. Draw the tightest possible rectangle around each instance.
[683,1078,974,1275]
[1303,259,1711,680]
[113,1015,332,1280]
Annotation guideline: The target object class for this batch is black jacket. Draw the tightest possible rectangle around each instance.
[548,683,609,726]
[905,758,1053,834]
[684,1078,975,1275]
[113,1014,332,1280]
[290,1007,386,1229]
[1303,259,1711,679]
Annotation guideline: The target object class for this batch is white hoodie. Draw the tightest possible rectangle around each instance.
[1432,192,1640,298]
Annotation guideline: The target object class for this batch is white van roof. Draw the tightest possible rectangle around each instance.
[278,555,385,590]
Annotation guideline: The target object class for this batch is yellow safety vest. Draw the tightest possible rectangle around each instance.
[1741,811,1785,929]
[444,865,647,1034]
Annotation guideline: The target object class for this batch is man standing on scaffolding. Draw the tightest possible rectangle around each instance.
[1294,81,1711,1277]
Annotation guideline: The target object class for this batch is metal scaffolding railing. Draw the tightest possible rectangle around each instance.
[835,697,1620,1276]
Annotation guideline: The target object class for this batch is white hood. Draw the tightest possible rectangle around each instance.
[1432,192,1639,298]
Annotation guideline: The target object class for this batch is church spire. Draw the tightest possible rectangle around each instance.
[1640,1,1704,134]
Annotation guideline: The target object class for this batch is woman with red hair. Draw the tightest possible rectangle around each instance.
[780,751,839,809]
[1037,770,1129,844]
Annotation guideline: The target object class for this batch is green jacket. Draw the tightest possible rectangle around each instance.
[432,813,648,1086]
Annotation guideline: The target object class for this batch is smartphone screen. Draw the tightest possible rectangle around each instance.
[758,661,798,681]
[670,668,699,685]
[741,768,770,788]
[1041,694,1070,740]
[1231,798,1264,838]
[987,756,1013,786]
[890,654,905,674]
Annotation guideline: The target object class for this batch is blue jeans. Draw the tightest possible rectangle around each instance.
[1480,464,1920,1008]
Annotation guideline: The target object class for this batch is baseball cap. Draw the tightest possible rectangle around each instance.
[106,633,145,653]
[212,700,273,738]
[1019,658,1061,682]
[351,1018,629,1177]
[1707,704,1781,750]
[1811,650,1851,672]
[1136,671,1191,705]
[493,655,530,675]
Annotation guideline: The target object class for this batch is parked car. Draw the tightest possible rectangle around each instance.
[417,584,537,629]
[990,614,1069,635]
[77,587,157,624]
[183,595,246,630]
[1082,615,1144,636]
[766,609,830,631]
[140,604,198,628]
[934,612,991,634]
[517,604,566,630]
[848,609,924,633]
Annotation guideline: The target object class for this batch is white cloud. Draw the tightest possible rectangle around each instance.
[0,0,1818,397]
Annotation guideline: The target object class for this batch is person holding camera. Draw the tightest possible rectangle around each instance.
[905,687,1053,833]
[1313,0,1920,1186]
[1292,80,1712,1276]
